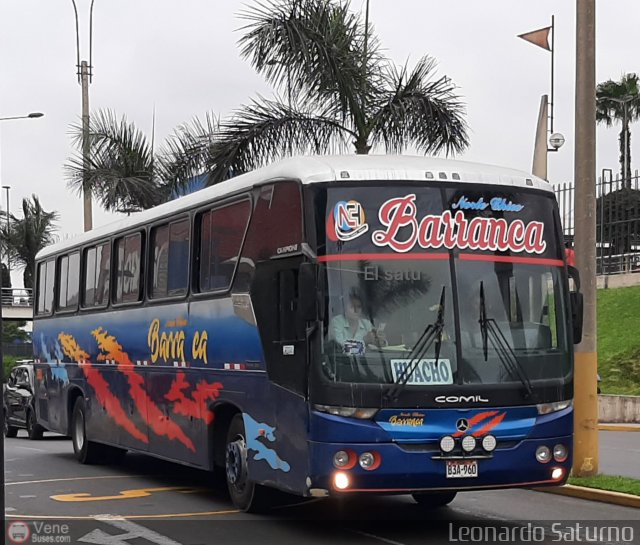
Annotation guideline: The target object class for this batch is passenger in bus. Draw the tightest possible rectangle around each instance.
[329,291,387,354]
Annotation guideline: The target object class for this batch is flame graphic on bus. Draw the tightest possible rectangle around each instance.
[58,329,225,452]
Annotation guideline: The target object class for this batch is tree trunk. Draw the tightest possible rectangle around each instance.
[354,137,371,155]
[619,123,632,188]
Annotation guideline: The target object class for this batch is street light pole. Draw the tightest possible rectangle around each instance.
[71,0,96,232]
[0,111,44,545]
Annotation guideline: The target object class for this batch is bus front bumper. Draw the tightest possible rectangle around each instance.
[307,436,572,496]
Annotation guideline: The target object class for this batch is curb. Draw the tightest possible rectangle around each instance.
[537,484,640,509]
[598,424,640,432]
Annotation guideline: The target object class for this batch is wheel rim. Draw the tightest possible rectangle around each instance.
[74,411,85,451]
[27,412,33,433]
[225,434,248,493]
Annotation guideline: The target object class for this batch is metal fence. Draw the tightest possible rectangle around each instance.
[554,169,640,275]
[1,287,33,307]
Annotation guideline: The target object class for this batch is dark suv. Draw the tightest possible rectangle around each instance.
[3,361,46,439]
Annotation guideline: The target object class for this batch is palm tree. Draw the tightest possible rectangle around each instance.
[65,110,220,212]
[0,195,58,289]
[596,73,640,185]
[179,0,469,185]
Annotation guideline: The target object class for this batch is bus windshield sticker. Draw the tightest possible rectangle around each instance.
[342,339,365,356]
[451,196,524,213]
[371,194,546,254]
[390,358,454,386]
[327,200,369,242]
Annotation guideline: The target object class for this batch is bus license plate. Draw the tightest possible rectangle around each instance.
[446,460,478,478]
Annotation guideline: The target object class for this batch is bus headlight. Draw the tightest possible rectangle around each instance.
[439,435,456,453]
[358,451,381,471]
[461,435,476,452]
[537,400,572,415]
[536,445,551,463]
[333,450,355,469]
[553,444,568,462]
[314,405,378,419]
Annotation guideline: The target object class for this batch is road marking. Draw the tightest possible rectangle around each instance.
[349,529,406,545]
[79,517,182,545]
[6,475,137,486]
[5,508,240,520]
[52,486,202,502]
[19,495,37,499]
[12,445,46,452]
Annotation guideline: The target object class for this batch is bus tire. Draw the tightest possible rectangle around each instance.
[3,408,18,438]
[71,397,101,464]
[225,414,273,513]
[26,409,44,440]
[412,491,457,507]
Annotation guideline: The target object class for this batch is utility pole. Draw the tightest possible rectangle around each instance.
[573,0,598,477]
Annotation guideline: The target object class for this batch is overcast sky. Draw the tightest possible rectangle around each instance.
[1,1,638,285]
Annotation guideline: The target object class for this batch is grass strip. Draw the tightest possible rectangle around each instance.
[568,474,640,496]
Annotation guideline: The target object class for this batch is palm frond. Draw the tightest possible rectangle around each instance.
[205,97,350,185]
[65,109,162,212]
[238,0,382,119]
[370,56,469,156]
[157,112,220,195]
[596,73,640,127]
[0,195,58,288]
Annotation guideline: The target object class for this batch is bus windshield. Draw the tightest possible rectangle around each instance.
[312,183,570,390]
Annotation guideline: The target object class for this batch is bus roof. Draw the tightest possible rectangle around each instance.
[37,154,551,260]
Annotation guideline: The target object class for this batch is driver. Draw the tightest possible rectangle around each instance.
[329,291,386,354]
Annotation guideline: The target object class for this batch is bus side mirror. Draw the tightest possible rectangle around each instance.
[298,263,319,321]
[568,265,583,345]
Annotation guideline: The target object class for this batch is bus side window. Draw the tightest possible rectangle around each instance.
[236,182,303,292]
[36,259,55,315]
[114,233,143,304]
[197,200,250,293]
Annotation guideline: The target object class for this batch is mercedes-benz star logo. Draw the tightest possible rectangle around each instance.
[456,418,470,432]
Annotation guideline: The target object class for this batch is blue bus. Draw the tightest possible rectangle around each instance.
[32,156,583,512]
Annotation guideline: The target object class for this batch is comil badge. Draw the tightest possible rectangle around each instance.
[327,200,369,242]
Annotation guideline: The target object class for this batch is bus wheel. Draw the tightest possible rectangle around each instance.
[3,409,18,438]
[71,397,101,464]
[412,491,457,507]
[26,409,44,440]
[225,414,272,513]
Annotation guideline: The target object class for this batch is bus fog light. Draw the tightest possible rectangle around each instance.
[461,435,476,452]
[439,435,455,453]
[553,444,568,462]
[536,445,551,463]
[551,467,565,481]
[481,434,497,452]
[334,472,350,490]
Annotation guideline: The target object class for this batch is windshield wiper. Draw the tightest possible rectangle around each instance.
[479,282,533,399]
[383,286,446,402]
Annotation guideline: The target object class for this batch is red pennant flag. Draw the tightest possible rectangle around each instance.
[518,26,552,52]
